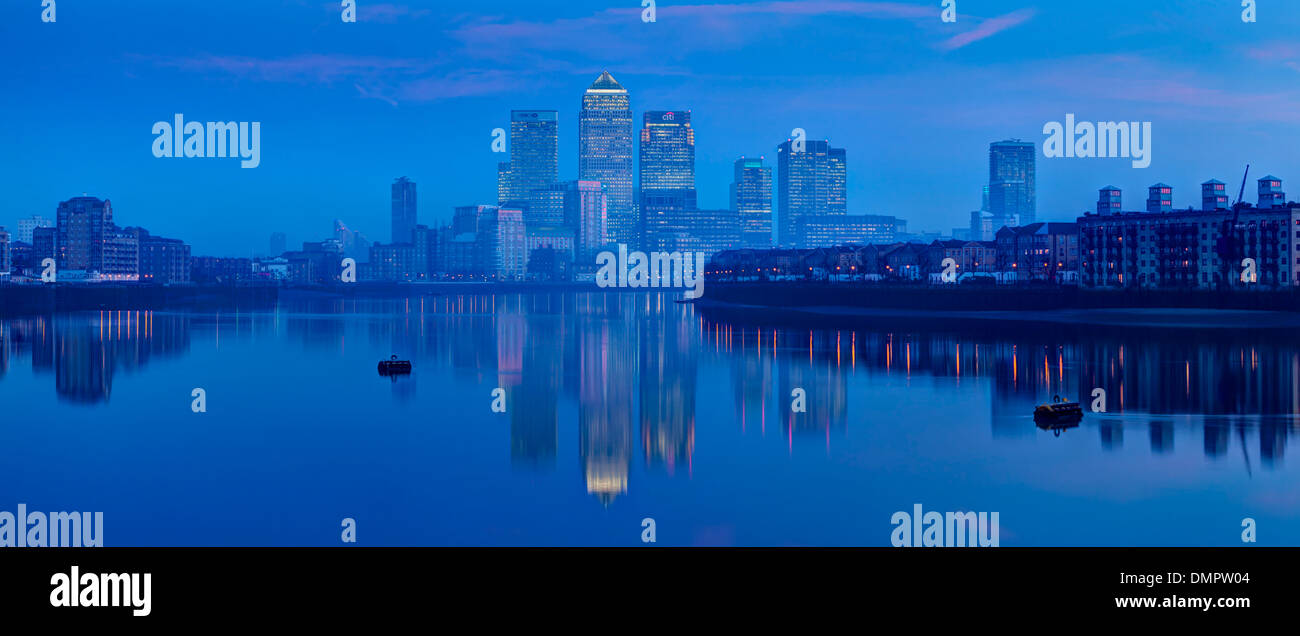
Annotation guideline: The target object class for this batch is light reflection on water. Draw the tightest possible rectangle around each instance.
[1,292,1297,546]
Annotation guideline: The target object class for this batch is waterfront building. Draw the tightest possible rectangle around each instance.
[130,228,191,284]
[55,196,114,275]
[777,138,847,246]
[284,240,345,285]
[369,242,417,281]
[579,72,634,246]
[1079,176,1300,289]
[191,256,253,283]
[928,239,998,276]
[731,157,773,249]
[99,229,140,282]
[994,222,1079,284]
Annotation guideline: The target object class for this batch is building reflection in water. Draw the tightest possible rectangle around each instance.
[0,311,190,404]
[5,293,1299,505]
[707,320,1298,468]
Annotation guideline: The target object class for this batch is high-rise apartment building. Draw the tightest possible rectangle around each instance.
[55,196,114,273]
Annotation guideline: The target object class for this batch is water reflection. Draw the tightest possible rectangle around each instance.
[1,311,190,404]
[2,293,1298,506]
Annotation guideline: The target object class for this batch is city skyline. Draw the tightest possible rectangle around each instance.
[5,1,1299,256]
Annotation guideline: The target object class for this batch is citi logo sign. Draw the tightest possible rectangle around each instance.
[662,112,675,121]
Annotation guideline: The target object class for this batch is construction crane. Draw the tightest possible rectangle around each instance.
[1215,164,1250,289]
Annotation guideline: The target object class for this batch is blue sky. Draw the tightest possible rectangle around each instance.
[2,0,1299,255]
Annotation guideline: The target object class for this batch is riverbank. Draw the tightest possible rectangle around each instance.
[0,281,651,317]
[0,284,280,317]
[703,281,1300,312]
[696,282,1300,333]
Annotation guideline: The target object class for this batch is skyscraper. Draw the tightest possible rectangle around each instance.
[731,157,772,248]
[639,110,696,249]
[579,72,634,246]
[499,110,559,204]
[391,177,417,243]
[638,111,695,191]
[988,140,1036,226]
[776,138,846,247]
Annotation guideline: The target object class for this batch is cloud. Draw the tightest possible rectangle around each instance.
[449,1,940,63]
[938,8,1037,51]
[1247,42,1300,72]
[141,53,431,84]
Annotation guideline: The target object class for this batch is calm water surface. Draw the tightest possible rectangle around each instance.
[1,292,1297,546]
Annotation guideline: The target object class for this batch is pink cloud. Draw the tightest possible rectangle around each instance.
[938,8,1037,51]
[1247,42,1300,72]
[451,1,939,62]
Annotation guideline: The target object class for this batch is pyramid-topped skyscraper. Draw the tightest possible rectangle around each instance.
[579,71,634,249]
